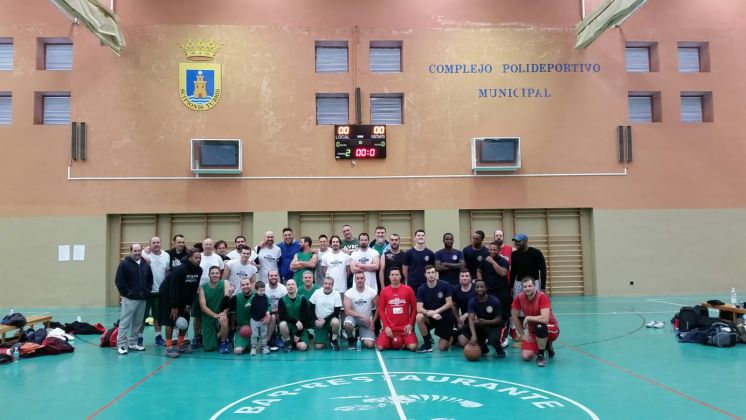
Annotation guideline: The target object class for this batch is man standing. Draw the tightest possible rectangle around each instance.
[478,241,512,347]
[379,233,405,290]
[227,235,248,260]
[315,234,331,285]
[141,236,171,346]
[511,233,547,292]
[463,230,488,279]
[159,249,202,358]
[290,236,317,283]
[403,229,435,292]
[452,269,476,347]
[199,266,232,354]
[511,276,559,367]
[167,234,188,269]
[494,230,513,282]
[343,272,378,350]
[370,226,390,256]
[467,279,505,358]
[350,233,380,292]
[415,266,454,353]
[278,279,311,352]
[222,247,258,295]
[278,227,301,282]
[376,268,418,351]
[191,238,225,349]
[310,276,343,351]
[340,224,359,255]
[321,236,351,296]
[435,232,465,286]
[265,270,288,350]
[256,231,282,282]
[114,244,153,355]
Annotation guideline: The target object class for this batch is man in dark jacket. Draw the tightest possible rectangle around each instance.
[159,248,203,357]
[115,243,153,355]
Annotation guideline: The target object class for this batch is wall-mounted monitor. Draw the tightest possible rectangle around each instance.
[191,139,242,174]
[471,137,521,172]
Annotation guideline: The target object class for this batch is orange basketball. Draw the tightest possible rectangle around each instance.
[239,325,252,338]
[463,344,482,361]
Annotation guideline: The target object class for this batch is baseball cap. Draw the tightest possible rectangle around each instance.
[512,233,528,242]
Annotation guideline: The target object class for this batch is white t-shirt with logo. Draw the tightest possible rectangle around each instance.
[257,245,282,281]
[321,251,350,293]
[344,286,377,317]
[143,250,171,293]
[265,282,288,312]
[350,248,379,292]
[200,252,225,285]
[225,260,258,296]
[310,288,343,319]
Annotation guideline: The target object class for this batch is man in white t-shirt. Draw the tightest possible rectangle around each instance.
[222,247,258,295]
[264,270,288,350]
[141,236,171,346]
[344,272,378,350]
[315,234,331,285]
[226,235,248,260]
[310,276,342,351]
[191,238,225,349]
[256,231,282,282]
[350,233,380,292]
[321,235,351,295]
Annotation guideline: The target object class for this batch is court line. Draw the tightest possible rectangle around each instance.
[556,311,672,316]
[375,350,407,420]
[645,299,687,307]
[563,344,742,419]
[86,359,175,419]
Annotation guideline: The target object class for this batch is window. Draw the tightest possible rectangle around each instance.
[370,41,402,73]
[0,93,10,124]
[678,42,709,72]
[315,41,348,73]
[35,93,70,125]
[370,94,403,125]
[681,92,713,123]
[316,94,348,125]
[0,38,12,71]
[37,38,72,70]
[628,91,661,123]
[625,42,658,72]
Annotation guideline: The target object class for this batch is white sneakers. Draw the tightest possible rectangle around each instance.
[646,320,665,329]
[117,346,128,355]
[128,344,146,351]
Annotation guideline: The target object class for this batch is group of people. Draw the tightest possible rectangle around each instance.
[113,225,559,366]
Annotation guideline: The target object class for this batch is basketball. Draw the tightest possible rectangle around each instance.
[464,344,482,361]
[175,317,188,331]
[239,325,252,338]
[391,335,403,349]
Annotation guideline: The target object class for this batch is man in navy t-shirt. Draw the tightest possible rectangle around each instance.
[465,279,505,358]
[403,229,435,291]
[452,268,476,347]
[463,230,489,279]
[434,232,465,286]
[415,266,454,353]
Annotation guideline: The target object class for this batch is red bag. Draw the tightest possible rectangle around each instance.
[99,327,118,347]
[41,337,75,354]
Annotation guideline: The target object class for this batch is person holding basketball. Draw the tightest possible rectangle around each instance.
[465,279,505,358]
[376,268,418,351]
[159,248,202,358]
[228,277,254,355]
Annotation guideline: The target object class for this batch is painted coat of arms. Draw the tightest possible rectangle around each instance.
[179,39,222,110]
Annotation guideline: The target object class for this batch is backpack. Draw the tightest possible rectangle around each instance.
[706,323,738,347]
[100,326,119,347]
[677,305,709,332]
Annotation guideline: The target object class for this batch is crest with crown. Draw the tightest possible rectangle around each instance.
[180,39,222,61]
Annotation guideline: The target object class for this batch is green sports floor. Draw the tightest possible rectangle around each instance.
[2,296,744,420]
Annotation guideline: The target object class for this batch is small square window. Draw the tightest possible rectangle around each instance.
[370,94,403,125]
[628,91,661,123]
[37,38,73,70]
[678,42,710,72]
[316,94,348,125]
[35,92,71,125]
[0,92,11,125]
[315,41,348,73]
[0,38,13,71]
[370,41,402,73]
[681,91,713,123]
[625,42,658,72]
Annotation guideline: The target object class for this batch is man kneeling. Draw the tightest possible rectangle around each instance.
[310,276,342,350]
[463,279,505,358]
[278,279,311,352]
[376,268,418,351]
[415,266,454,353]
[511,276,560,367]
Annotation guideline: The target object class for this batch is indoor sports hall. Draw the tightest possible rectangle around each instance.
[1,1,745,419]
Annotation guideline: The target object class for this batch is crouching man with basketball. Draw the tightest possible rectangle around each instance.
[511,276,559,367]
[228,277,254,355]
[376,268,418,351]
[159,248,203,358]
[465,279,505,358]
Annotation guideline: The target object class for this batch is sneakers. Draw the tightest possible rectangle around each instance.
[191,335,203,349]
[417,341,433,353]
[219,341,230,354]
[261,346,271,354]
[537,353,547,367]
[495,346,506,359]
[283,340,293,353]
[348,337,357,350]
[269,336,281,351]
[330,339,340,351]
[547,342,555,359]
[177,345,192,354]
[128,344,146,351]
[646,320,665,329]
[480,344,489,355]
[137,336,144,347]
[165,347,180,358]
[117,346,128,355]
[501,336,509,348]
[155,334,166,346]
[250,348,257,356]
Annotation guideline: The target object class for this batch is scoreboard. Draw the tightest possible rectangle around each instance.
[334,125,386,159]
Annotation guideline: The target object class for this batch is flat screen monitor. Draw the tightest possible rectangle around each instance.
[199,141,239,167]
[480,138,518,163]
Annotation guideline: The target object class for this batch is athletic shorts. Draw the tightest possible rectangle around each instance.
[521,323,559,353]
[144,295,160,322]
[281,320,310,345]
[423,315,455,339]
[190,295,202,318]
[314,318,338,345]
[160,305,190,329]
[460,324,502,345]
[376,330,417,350]
[343,316,375,341]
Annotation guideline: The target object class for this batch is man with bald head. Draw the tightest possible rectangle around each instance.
[114,243,153,355]
[191,238,225,349]
[257,230,282,282]
[141,236,171,346]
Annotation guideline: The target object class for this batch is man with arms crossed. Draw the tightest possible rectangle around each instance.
[379,233,405,290]
[403,229,435,292]
[350,233,380,292]
[434,232,465,286]
[290,236,317,283]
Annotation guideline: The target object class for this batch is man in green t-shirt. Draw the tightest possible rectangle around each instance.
[230,277,254,354]
[199,266,231,354]
[278,279,311,351]
[290,236,317,283]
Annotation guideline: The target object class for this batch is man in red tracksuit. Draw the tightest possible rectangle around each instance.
[376,268,418,351]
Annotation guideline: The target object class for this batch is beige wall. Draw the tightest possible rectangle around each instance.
[593,209,746,295]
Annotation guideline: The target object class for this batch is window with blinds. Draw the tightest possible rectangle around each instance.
[316,94,348,125]
[625,47,650,72]
[678,47,700,73]
[680,96,702,122]
[0,93,10,124]
[370,94,403,125]
[43,95,71,125]
[315,41,348,73]
[370,41,402,73]
[628,95,653,123]
[45,43,73,70]
[0,39,12,71]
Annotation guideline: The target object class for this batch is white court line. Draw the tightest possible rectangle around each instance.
[556,311,673,316]
[375,349,407,420]
[645,299,688,307]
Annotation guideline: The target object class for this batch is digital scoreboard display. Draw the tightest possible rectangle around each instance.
[334,125,386,159]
